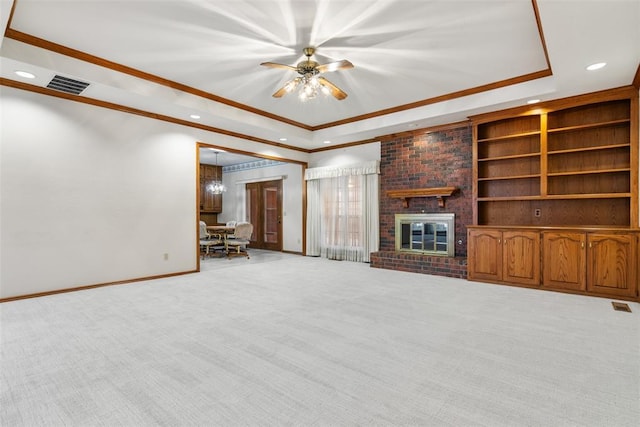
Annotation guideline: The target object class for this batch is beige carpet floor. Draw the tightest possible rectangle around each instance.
[1,250,639,426]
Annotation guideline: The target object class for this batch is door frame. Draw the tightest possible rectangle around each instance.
[195,142,308,271]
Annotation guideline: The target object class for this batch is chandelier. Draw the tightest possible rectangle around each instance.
[206,181,226,194]
[206,152,226,194]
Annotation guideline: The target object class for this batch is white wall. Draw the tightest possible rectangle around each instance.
[309,142,381,167]
[218,163,304,253]
[0,87,308,299]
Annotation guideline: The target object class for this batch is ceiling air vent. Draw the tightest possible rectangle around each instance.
[46,75,90,95]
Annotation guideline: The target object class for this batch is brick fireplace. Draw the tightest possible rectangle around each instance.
[370,123,473,279]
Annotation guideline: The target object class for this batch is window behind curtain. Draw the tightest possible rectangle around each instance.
[305,160,379,262]
[320,175,364,260]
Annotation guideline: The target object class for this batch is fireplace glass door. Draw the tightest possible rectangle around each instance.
[395,213,455,256]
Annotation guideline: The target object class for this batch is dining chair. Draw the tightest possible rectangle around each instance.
[225,220,237,239]
[225,222,253,259]
[199,221,224,259]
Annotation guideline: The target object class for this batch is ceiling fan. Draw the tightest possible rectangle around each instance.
[260,47,354,101]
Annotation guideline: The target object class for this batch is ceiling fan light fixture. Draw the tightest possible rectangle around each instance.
[261,47,353,101]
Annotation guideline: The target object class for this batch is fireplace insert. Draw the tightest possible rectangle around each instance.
[395,213,455,256]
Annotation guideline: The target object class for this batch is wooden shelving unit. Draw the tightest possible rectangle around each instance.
[472,89,638,227]
[467,87,639,301]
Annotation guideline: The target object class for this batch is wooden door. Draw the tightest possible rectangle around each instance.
[502,231,540,286]
[587,233,637,297]
[542,232,586,291]
[246,180,282,251]
[468,229,502,282]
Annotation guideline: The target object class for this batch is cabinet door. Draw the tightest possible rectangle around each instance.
[502,231,540,286]
[542,232,586,291]
[200,165,223,213]
[587,233,637,298]
[468,229,502,281]
[202,183,216,211]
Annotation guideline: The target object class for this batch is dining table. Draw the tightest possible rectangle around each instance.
[206,225,235,236]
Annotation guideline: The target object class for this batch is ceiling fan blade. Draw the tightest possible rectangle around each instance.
[272,78,301,98]
[316,59,354,74]
[317,77,348,100]
[260,62,297,71]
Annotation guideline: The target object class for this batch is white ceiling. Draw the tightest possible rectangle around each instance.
[1,0,638,156]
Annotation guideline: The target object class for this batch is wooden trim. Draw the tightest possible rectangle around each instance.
[632,63,640,89]
[630,90,639,227]
[540,113,548,196]
[311,70,552,131]
[472,124,479,225]
[311,120,472,154]
[469,86,638,124]
[197,142,308,166]
[310,138,380,153]
[0,77,312,154]
[4,0,18,32]
[196,147,202,272]
[4,28,313,131]
[0,270,198,303]
[301,163,307,257]
[197,142,309,256]
[531,0,553,74]
[377,120,472,143]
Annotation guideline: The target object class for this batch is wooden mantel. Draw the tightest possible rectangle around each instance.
[386,187,457,208]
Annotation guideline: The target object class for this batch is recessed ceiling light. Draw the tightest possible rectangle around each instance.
[323,140,331,144]
[527,99,541,104]
[279,137,287,141]
[190,114,200,119]
[586,62,606,71]
[15,71,36,79]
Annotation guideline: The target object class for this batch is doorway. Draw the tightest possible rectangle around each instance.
[246,180,282,251]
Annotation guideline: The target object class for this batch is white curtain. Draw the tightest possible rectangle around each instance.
[305,161,379,262]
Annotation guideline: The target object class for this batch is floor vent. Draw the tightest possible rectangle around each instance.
[46,75,90,95]
[611,302,632,313]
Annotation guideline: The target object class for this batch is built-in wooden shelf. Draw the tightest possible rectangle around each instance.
[478,174,541,181]
[387,186,457,208]
[477,193,632,202]
[478,152,541,162]
[547,143,630,155]
[477,130,541,143]
[546,118,630,134]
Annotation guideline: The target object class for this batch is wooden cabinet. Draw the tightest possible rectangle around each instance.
[502,231,540,286]
[470,227,639,301]
[199,164,222,213]
[468,229,539,286]
[468,229,502,282]
[542,232,586,291]
[587,233,637,298]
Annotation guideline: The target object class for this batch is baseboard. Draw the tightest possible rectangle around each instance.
[0,270,198,303]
